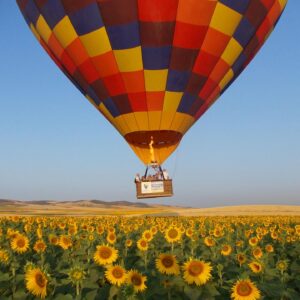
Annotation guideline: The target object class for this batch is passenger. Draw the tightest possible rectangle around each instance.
[134,173,140,183]
[162,169,169,180]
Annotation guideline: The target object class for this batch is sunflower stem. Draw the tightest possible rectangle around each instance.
[76,282,80,296]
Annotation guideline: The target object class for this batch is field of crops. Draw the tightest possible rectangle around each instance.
[0,215,300,300]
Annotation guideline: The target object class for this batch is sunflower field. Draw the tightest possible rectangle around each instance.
[0,215,300,300]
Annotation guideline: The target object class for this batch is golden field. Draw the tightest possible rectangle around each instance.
[1,199,300,216]
[0,214,300,299]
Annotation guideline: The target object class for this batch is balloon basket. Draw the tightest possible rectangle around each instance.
[135,179,173,199]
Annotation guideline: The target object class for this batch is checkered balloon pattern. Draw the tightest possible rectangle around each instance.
[17,0,287,164]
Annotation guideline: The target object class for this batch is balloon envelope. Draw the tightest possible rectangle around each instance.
[17,0,287,164]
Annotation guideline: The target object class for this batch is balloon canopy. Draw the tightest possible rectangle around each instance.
[17,0,287,164]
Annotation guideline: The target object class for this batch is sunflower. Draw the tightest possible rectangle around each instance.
[126,239,133,248]
[204,237,215,247]
[137,238,148,251]
[186,228,194,238]
[221,244,232,256]
[127,270,147,292]
[237,254,247,266]
[252,247,263,260]
[105,265,127,286]
[276,260,288,273]
[183,259,212,286]
[25,268,48,299]
[58,235,72,250]
[0,249,9,264]
[248,237,258,247]
[11,234,29,254]
[36,227,43,239]
[156,254,180,275]
[248,261,263,274]
[164,227,181,243]
[48,234,58,245]
[94,245,118,266]
[68,266,86,284]
[107,232,116,244]
[33,240,47,253]
[142,230,153,241]
[265,244,274,253]
[231,279,261,300]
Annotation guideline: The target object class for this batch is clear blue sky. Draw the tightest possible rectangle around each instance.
[0,2,299,207]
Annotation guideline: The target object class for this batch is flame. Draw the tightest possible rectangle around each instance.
[149,136,156,163]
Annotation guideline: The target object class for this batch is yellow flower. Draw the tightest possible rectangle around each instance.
[276,260,288,272]
[265,244,274,253]
[106,232,116,244]
[221,244,232,256]
[126,239,133,248]
[48,234,58,245]
[36,227,43,239]
[156,254,180,275]
[165,227,182,243]
[186,228,194,238]
[231,279,261,300]
[248,261,263,274]
[0,249,9,264]
[94,245,118,266]
[105,265,127,286]
[11,234,29,254]
[137,238,148,251]
[69,266,86,283]
[25,268,48,299]
[183,259,212,286]
[142,230,153,241]
[58,235,72,250]
[252,247,263,260]
[33,240,47,253]
[248,237,258,247]
[127,270,147,292]
[204,237,215,247]
[237,254,247,266]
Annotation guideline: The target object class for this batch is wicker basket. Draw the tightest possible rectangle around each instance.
[136,180,173,199]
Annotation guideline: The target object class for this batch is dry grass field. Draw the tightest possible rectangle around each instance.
[0,199,299,216]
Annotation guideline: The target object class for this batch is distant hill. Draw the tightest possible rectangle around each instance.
[0,199,299,216]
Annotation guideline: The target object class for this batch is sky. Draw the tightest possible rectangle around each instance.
[0,2,299,207]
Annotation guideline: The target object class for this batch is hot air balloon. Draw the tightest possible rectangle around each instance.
[16,0,287,198]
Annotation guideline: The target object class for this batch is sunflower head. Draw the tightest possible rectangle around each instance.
[59,235,72,250]
[231,279,261,300]
[94,245,118,266]
[252,247,263,259]
[237,253,247,266]
[137,239,148,251]
[249,261,263,274]
[276,260,288,273]
[0,249,9,264]
[25,268,49,299]
[156,253,180,275]
[105,265,127,286]
[11,234,30,254]
[183,259,212,286]
[48,234,59,245]
[127,270,147,292]
[33,240,47,253]
[126,239,133,248]
[142,230,153,241]
[265,244,274,253]
[165,227,182,243]
[107,232,116,244]
[204,237,215,247]
[221,244,232,256]
[68,266,86,284]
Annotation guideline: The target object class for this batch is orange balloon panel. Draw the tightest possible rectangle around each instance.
[17,0,287,164]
